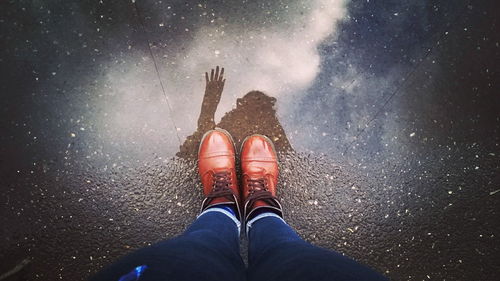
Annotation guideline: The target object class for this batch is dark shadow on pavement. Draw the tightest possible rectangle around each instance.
[177,66,292,159]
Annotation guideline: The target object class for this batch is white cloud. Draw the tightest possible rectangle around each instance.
[164,0,349,122]
[96,0,349,153]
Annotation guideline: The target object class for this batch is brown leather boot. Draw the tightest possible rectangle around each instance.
[198,129,241,217]
[241,134,283,222]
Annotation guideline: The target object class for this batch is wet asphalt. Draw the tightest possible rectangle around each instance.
[1,0,499,280]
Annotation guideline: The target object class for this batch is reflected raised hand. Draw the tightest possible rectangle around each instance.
[198,66,226,131]
[204,66,225,104]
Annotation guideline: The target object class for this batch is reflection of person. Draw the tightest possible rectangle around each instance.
[91,129,387,281]
[177,66,292,159]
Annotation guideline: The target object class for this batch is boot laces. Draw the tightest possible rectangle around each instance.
[245,177,280,214]
[208,171,232,198]
[247,178,268,195]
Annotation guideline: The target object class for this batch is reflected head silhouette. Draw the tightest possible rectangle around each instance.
[177,67,292,159]
[236,91,276,109]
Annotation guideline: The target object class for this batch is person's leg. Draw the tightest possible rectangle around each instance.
[247,212,387,281]
[239,134,386,281]
[91,129,245,281]
[90,206,245,281]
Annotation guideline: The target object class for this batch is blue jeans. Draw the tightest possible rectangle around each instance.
[90,208,387,281]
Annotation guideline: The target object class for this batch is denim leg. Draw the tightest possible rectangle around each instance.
[247,213,388,281]
[90,209,245,281]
